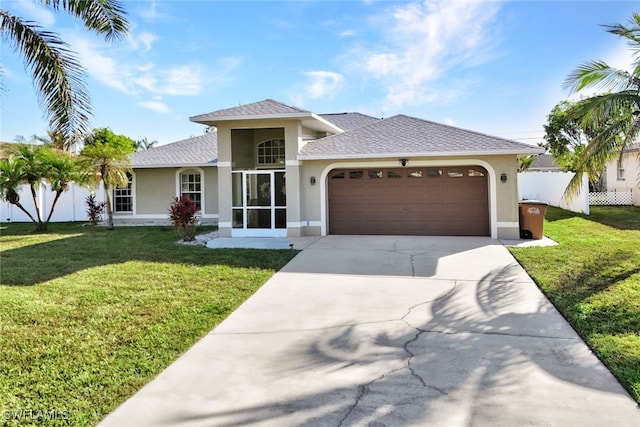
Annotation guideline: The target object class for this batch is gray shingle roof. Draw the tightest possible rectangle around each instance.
[190,99,310,123]
[320,113,381,132]
[299,115,542,159]
[130,132,217,168]
[526,154,562,171]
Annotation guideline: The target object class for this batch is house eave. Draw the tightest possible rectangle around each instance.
[298,147,544,161]
[189,112,343,134]
[132,163,218,169]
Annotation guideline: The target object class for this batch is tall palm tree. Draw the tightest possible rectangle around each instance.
[562,13,640,198]
[0,1,129,148]
[78,143,131,230]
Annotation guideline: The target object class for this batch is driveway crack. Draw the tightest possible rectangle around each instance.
[338,284,455,425]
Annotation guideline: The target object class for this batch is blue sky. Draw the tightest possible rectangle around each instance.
[1,0,638,146]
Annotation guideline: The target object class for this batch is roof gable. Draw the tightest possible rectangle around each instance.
[130,132,217,168]
[190,99,310,123]
[299,114,542,159]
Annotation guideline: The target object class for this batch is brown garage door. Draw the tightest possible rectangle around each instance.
[328,166,489,236]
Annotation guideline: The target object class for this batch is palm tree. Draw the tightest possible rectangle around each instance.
[0,144,79,231]
[78,143,132,230]
[0,1,129,148]
[562,13,640,198]
[134,137,158,151]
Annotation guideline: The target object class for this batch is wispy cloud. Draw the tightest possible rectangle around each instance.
[347,0,501,110]
[13,0,55,27]
[128,31,158,52]
[65,31,204,112]
[138,100,171,114]
[291,71,345,106]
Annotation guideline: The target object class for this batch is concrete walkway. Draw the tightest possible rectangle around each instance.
[99,236,639,426]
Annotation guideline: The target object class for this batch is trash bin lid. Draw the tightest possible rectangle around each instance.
[519,199,548,205]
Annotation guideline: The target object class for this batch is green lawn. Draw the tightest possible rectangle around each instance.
[0,223,297,426]
[509,206,640,403]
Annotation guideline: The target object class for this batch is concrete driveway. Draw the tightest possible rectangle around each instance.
[99,236,639,426]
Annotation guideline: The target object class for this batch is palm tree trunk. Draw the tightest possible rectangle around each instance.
[45,190,63,224]
[105,185,114,230]
[9,200,39,224]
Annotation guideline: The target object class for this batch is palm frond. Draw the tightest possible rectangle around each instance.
[564,60,634,94]
[0,10,90,143]
[41,0,128,41]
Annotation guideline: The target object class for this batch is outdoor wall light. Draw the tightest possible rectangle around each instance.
[310,176,316,185]
[501,173,507,183]
[399,158,408,167]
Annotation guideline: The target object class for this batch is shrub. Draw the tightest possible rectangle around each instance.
[85,194,106,225]
[169,196,198,241]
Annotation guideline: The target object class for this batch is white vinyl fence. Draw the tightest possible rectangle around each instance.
[0,182,104,223]
[518,172,590,215]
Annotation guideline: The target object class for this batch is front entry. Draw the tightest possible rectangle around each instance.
[231,170,286,237]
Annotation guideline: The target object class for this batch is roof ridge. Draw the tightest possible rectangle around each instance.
[391,114,538,149]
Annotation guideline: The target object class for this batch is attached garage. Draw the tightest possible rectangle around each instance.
[328,166,489,236]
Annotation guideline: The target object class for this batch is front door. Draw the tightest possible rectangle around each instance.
[231,170,286,237]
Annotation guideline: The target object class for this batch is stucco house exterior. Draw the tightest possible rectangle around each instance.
[120,99,542,239]
[601,143,639,205]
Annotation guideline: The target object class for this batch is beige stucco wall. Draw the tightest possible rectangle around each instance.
[297,155,521,239]
[113,166,218,225]
[605,152,640,205]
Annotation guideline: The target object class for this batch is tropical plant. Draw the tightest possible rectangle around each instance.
[168,196,198,242]
[1,1,129,147]
[562,13,640,198]
[134,137,158,151]
[78,142,132,230]
[0,144,80,230]
[543,100,590,172]
[85,127,136,154]
[85,193,106,225]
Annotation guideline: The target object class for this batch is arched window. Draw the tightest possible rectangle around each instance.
[180,170,202,211]
[113,173,133,212]
[257,139,285,166]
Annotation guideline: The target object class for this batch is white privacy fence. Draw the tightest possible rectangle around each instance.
[589,191,634,206]
[0,182,104,223]
[518,172,590,215]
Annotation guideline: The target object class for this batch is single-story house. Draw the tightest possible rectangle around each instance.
[120,99,542,239]
[601,143,639,205]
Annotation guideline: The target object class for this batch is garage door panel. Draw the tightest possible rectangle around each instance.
[328,167,489,236]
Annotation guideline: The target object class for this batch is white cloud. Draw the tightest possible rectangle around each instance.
[290,71,344,106]
[163,65,203,96]
[443,117,456,126]
[138,100,171,114]
[14,0,55,27]
[304,71,344,99]
[128,31,158,52]
[348,0,501,109]
[66,32,203,100]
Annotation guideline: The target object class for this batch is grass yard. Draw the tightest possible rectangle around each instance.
[0,223,297,426]
[509,206,640,403]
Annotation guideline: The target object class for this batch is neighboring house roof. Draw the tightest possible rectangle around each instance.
[130,132,217,168]
[525,154,562,172]
[190,99,343,134]
[299,114,543,160]
[320,113,381,132]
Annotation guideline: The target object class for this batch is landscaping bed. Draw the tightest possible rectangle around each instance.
[0,223,297,426]
[509,206,640,403]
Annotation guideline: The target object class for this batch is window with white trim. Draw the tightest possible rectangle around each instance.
[617,159,625,180]
[180,171,202,211]
[113,173,133,212]
[257,139,285,166]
